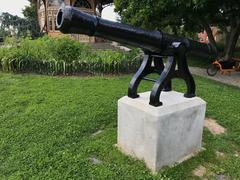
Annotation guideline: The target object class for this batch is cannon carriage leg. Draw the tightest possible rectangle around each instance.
[128,43,196,107]
[176,45,196,98]
[128,54,169,99]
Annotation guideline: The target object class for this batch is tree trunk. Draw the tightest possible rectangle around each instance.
[203,23,217,49]
[223,22,240,61]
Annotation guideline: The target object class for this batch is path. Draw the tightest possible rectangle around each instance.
[190,67,240,88]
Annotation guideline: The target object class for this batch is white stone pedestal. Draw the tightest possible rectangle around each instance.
[117,91,206,172]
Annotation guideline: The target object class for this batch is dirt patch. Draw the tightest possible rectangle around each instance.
[91,130,103,137]
[234,151,239,157]
[193,165,206,177]
[216,151,225,157]
[216,174,230,180]
[88,156,102,165]
[204,118,226,135]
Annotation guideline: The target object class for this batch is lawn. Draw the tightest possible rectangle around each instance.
[188,54,212,68]
[0,73,240,179]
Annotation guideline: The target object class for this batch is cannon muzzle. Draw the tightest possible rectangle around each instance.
[56,6,217,58]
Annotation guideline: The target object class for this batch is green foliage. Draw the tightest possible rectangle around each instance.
[114,0,240,59]
[0,73,239,179]
[22,0,40,38]
[44,36,90,63]
[187,54,212,68]
[0,12,31,38]
[0,36,140,75]
[0,0,40,39]
[114,0,239,35]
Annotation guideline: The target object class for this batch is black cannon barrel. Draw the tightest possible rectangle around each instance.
[56,6,217,58]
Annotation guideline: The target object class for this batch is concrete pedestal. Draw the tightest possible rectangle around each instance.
[117,91,206,172]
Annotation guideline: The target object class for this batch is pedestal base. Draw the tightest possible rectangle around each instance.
[117,91,206,172]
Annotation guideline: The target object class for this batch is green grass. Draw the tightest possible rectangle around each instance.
[235,51,240,57]
[187,54,212,68]
[0,73,240,179]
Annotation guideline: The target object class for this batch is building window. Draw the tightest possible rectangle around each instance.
[39,0,45,9]
[49,17,53,31]
[48,0,64,7]
[39,17,45,30]
[54,17,58,31]
[73,0,92,9]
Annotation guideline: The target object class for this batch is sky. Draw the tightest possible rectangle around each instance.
[0,0,118,21]
[0,0,30,17]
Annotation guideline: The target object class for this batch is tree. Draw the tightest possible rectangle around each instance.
[114,0,240,61]
[0,0,41,40]
[22,0,41,38]
[0,12,29,38]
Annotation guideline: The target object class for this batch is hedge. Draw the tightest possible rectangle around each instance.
[0,36,141,75]
[0,58,140,75]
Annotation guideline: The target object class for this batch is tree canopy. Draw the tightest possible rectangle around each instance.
[114,0,240,60]
[0,12,29,38]
[0,0,41,39]
[22,0,41,38]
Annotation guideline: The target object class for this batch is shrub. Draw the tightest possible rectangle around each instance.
[0,36,141,75]
[49,36,91,63]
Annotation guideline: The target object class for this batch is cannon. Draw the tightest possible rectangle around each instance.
[56,6,218,107]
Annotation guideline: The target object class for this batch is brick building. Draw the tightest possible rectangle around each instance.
[198,27,222,43]
[36,0,113,42]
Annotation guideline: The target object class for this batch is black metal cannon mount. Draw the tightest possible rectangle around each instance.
[56,6,218,107]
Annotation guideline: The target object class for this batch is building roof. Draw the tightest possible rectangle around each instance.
[35,0,113,6]
[97,0,113,6]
